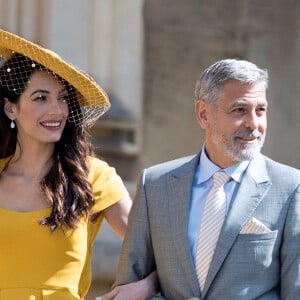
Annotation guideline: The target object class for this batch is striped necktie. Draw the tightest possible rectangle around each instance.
[195,171,230,291]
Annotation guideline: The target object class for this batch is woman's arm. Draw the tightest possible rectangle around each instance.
[102,196,132,238]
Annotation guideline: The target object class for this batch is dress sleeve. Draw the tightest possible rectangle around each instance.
[88,156,129,214]
[78,157,129,296]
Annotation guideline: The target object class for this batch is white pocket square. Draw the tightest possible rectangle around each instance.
[240,217,271,234]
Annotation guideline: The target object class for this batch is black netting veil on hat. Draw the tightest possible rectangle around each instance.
[0,29,110,127]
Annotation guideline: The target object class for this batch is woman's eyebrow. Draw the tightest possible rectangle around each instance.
[30,89,49,97]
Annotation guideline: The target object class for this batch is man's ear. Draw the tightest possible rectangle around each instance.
[195,99,209,129]
[4,98,16,119]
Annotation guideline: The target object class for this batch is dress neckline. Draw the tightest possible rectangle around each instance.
[0,206,51,215]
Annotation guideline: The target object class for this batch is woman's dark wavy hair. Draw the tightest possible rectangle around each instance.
[0,53,95,231]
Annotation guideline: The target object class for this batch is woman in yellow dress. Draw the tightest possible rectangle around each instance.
[0,30,156,300]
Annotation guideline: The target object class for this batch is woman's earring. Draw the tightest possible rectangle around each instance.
[10,119,15,129]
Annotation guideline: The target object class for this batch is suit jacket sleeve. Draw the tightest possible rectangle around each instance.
[281,183,300,298]
[113,170,166,297]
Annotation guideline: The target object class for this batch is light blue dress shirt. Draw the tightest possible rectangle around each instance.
[188,148,250,261]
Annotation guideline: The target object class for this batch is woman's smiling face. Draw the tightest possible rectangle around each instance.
[8,71,69,146]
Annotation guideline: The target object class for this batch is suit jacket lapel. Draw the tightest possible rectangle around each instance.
[202,154,272,296]
[168,154,201,296]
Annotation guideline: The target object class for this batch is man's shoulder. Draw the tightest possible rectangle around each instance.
[264,155,300,175]
[262,155,300,188]
[144,154,199,180]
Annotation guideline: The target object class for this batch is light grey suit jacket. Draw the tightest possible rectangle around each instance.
[114,153,300,299]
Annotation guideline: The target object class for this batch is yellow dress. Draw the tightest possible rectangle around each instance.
[0,156,129,300]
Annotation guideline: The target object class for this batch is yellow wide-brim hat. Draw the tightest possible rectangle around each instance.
[0,29,110,127]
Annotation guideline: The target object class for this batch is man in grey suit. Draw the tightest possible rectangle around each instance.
[101,59,300,299]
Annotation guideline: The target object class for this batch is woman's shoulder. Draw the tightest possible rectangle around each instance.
[88,155,109,168]
[87,156,111,176]
[87,156,121,184]
[87,156,129,213]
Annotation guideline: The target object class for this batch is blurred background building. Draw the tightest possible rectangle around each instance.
[1,0,299,298]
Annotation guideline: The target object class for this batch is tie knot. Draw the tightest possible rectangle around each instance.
[212,171,230,188]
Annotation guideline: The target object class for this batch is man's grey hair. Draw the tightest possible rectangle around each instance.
[195,59,269,103]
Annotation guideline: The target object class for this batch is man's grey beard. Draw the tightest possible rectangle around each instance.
[228,137,265,161]
[212,125,266,162]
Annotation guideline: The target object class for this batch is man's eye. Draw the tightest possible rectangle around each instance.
[232,107,245,113]
[257,107,266,112]
[256,107,267,116]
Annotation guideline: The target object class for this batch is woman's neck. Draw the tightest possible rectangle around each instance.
[8,142,55,180]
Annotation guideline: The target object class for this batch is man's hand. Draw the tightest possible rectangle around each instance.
[97,282,151,300]
[96,271,158,300]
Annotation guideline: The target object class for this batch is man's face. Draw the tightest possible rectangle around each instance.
[195,79,267,168]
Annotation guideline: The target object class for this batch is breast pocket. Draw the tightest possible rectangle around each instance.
[232,230,278,269]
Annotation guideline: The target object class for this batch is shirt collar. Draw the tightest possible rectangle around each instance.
[196,145,250,184]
